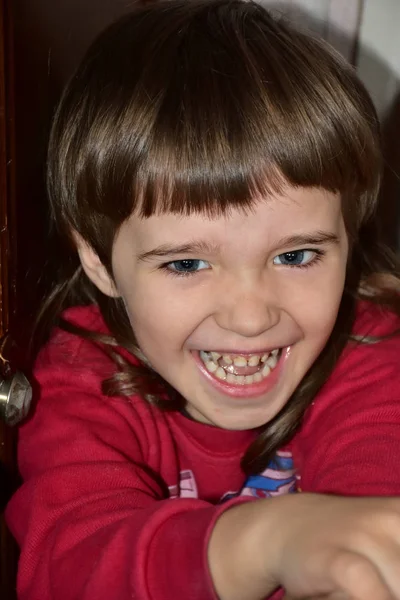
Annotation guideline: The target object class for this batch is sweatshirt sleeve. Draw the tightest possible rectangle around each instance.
[294,331,400,495]
[5,338,251,600]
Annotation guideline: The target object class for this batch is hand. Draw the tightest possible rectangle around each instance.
[208,493,400,600]
[273,494,400,600]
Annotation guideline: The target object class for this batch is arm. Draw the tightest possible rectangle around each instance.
[6,343,233,600]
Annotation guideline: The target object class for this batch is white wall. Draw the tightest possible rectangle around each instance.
[356,0,400,119]
[261,0,400,247]
[262,0,400,119]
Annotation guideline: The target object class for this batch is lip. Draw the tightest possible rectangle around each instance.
[193,347,290,399]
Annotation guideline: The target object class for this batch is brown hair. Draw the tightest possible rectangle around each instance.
[42,0,400,474]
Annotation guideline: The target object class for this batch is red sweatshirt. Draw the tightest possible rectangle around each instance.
[6,301,400,600]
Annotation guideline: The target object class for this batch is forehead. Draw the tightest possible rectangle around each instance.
[121,187,343,250]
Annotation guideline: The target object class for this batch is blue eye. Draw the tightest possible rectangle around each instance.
[273,250,317,267]
[165,259,210,274]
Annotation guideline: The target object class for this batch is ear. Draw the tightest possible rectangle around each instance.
[74,233,119,298]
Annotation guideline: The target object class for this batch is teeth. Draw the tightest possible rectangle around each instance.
[233,356,247,367]
[248,355,260,367]
[199,348,281,386]
[205,361,218,373]
[215,367,227,380]
[226,374,246,384]
[262,364,271,377]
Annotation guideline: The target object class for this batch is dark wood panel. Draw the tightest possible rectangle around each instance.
[10,0,147,330]
[0,0,14,338]
[0,0,19,596]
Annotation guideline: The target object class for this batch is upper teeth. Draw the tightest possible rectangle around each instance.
[199,348,280,385]
[199,349,279,368]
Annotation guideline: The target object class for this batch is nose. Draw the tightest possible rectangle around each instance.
[214,275,280,338]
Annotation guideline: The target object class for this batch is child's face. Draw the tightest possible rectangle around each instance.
[90,186,348,430]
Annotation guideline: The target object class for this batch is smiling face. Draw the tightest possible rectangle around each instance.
[79,186,348,430]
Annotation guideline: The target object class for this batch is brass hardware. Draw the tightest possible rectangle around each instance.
[0,335,32,426]
[0,371,32,425]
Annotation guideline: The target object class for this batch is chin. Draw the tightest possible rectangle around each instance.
[209,410,274,431]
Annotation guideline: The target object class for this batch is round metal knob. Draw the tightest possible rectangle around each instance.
[0,371,32,426]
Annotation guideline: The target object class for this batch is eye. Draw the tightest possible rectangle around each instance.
[273,249,321,267]
[163,259,210,275]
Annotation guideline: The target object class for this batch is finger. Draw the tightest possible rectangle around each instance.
[360,513,400,599]
[330,551,393,600]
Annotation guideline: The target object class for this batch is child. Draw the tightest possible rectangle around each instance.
[6,1,400,598]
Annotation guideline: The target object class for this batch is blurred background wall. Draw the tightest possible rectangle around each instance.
[263,0,400,248]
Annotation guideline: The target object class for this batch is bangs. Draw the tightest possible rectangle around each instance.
[50,0,382,236]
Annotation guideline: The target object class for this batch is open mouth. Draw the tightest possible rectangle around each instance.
[199,349,281,386]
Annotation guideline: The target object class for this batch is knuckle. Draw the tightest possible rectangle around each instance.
[331,553,376,589]
[334,553,369,581]
[330,552,392,600]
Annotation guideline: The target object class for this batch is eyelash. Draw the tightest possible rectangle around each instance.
[159,249,326,278]
[159,259,210,278]
[275,249,325,270]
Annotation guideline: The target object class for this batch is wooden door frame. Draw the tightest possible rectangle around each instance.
[0,0,19,598]
[0,0,16,339]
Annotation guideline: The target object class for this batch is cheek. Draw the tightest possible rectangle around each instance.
[291,274,345,341]
[122,283,199,354]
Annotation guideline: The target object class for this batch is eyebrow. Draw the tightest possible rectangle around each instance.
[138,241,221,262]
[137,231,340,261]
[275,231,341,248]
